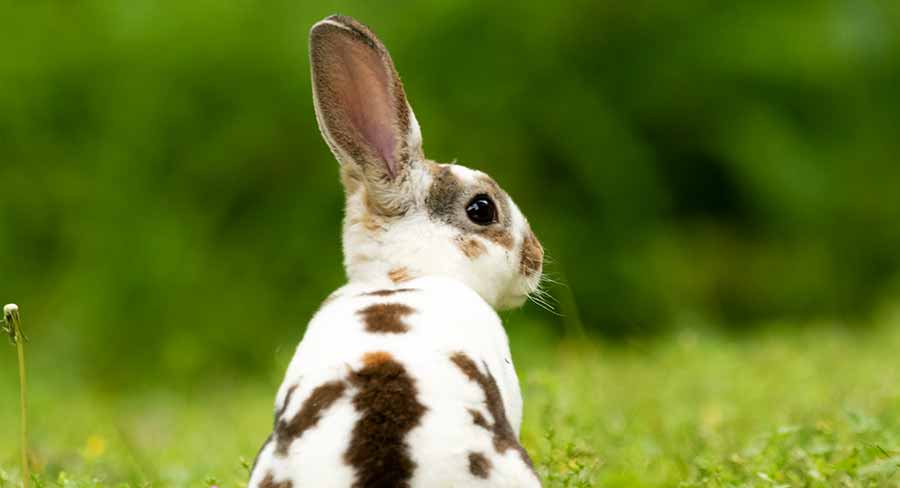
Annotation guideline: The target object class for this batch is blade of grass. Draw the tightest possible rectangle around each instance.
[4,304,29,488]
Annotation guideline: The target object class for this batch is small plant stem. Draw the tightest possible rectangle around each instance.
[4,304,29,488]
[17,337,28,488]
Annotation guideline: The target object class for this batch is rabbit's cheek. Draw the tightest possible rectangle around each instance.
[480,227,515,250]
[456,236,488,259]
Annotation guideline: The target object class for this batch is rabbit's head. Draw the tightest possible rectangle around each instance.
[310,15,543,310]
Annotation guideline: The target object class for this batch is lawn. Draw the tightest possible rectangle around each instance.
[1,315,899,487]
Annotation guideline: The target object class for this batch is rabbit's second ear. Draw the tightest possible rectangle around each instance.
[310,16,423,209]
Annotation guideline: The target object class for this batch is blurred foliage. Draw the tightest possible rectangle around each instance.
[1,0,899,385]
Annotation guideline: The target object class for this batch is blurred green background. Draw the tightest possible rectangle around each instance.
[1,0,899,395]
[1,1,900,486]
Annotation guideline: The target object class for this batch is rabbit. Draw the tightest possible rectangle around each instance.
[248,14,544,488]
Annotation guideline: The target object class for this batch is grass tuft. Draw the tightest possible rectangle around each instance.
[3,304,29,488]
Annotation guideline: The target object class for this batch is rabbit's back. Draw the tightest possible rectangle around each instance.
[249,276,539,488]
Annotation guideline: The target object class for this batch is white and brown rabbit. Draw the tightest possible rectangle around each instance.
[249,15,544,488]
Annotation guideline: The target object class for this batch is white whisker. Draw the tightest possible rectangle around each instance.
[527,290,563,316]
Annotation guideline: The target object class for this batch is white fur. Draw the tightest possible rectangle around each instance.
[342,162,540,311]
[249,15,542,488]
[249,277,539,487]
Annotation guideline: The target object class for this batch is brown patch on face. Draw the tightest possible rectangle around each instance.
[388,266,412,283]
[519,230,543,276]
[357,303,415,333]
[274,381,347,456]
[482,227,515,250]
[259,472,292,488]
[345,351,427,488]
[450,352,537,475]
[360,288,419,297]
[426,165,464,221]
[468,452,492,479]
[456,235,487,259]
[426,166,516,250]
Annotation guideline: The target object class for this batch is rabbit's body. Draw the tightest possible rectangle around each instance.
[249,276,539,487]
[249,14,544,487]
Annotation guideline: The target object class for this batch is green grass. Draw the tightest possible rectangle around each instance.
[2,317,899,487]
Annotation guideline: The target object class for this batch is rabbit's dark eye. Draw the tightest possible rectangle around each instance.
[466,195,497,225]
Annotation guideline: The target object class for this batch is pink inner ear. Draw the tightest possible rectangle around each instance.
[326,35,399,178]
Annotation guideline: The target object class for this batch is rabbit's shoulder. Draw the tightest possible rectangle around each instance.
[305,276,508,352]
[277,276,522,419]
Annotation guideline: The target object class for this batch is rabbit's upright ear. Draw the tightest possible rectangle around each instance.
[310,15,423,213]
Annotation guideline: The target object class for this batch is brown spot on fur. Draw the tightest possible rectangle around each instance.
[520,230,543,276]
[259,472,292,488]
[345,352,427,488]
[482,227,515,250]
[361,288,419,297]
[426,165,465,222]
[361,350,394,367]
[468,452,492,479]
[357,303,414,333]
[451,352,537,474]
[388,266,412,283]
[468,408,490,429]
[457,235,487,259]
[274,381,347,456]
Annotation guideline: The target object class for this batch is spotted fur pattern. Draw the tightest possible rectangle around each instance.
[249,278,541,488]
[249,14,542,488]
